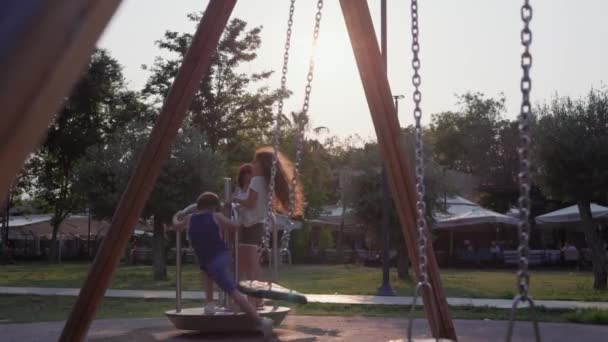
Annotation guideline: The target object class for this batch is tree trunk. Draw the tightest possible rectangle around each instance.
[152,217,167,280]
[397,246,409,280]
[1,194,9,263]
[49,219,61,262]
[578,201,608,290]
[336,202,347,263]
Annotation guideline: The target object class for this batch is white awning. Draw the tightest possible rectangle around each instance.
[535,203,608,226]
[433,196,518,230]
[7,214,53,227]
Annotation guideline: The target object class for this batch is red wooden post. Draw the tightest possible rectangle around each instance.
[339,0,457,339]
[59,1,237,341]
[0,0,124,201]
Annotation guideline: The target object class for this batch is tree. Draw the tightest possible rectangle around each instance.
[429,92,518,212]
[430,93,505,174]
[345,128,453,279]
[1,168,31,255]
[31,49,142,261]
[76,121,224,279]
[143,14,282,153]
[276,112,335,218]
[145,130,225,280]
[535,89,608,290]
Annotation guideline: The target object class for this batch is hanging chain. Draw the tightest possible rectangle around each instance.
[407,0,434,340]
[516,0,533,305]
[281,0,324,255]
[506,1,541,341]
[410,0,429,288]
[263,0,296,256]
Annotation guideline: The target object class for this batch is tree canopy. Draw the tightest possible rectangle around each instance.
[429,92,519,212]
[535,90,608,203]
[143,14,282,154]
[29,49,143,260]
[535,89,608,290]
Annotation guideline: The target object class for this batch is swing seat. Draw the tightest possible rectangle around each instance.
[272,214,302,231]
[388,339,456,342]
[238,280,308,304]
[166,305,290,332]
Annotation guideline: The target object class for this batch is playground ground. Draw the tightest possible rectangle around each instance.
[2,263,608,340]
[4,263,608,301]
[2,316,608,342]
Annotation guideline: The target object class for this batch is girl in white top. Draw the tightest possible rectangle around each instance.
[232,147,304,302]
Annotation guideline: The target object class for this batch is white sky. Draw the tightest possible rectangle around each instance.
[98,0,608,141]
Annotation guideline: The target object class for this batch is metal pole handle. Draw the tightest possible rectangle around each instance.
[272,217,279,282]
[233,204,239,283]
[220,178,232,309]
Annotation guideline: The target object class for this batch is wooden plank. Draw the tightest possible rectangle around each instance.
[0,0,124,202]
[339,0,457,340]
[58,1,237,341]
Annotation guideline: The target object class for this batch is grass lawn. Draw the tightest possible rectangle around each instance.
[1,295,607,325]
[2,263,608,301]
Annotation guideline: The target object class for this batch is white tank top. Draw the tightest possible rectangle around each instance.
[241,176,268,227]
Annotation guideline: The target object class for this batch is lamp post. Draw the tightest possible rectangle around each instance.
[394,95,405,114]
[377,0,396,296]
[86,207,91,259]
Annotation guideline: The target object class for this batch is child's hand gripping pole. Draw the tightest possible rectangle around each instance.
[172,203,197,229]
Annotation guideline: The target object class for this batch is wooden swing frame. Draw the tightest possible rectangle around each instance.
[0,0,456,340]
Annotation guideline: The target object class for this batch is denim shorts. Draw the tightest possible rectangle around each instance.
[239,222,265,245]
[201,252,236,293]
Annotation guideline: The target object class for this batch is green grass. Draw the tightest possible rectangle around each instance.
[295,302,608,325]
[1,295,607,325]
[0,295,186,323]
[2,263,608,301]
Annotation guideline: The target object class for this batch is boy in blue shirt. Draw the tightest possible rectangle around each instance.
[173,192,273,337]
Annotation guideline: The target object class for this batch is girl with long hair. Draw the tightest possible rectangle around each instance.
[232,147,304,304]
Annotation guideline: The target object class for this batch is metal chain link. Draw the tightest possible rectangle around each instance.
[410,0,429,288]
[407,1,434,340]
[506,1,541,341]
[262,0,297,256]
[516,0,533,304]
[281,0,324,256]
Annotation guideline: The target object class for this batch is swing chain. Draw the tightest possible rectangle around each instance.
[507,1,541,341]
[263,0,297,255]
[282,0,324,254]
[407,1,434,340]
[410,0,429,289]
[516,0,533,302]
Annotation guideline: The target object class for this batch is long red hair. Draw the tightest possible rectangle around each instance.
[237,163,253,189]
[254,146,305,219]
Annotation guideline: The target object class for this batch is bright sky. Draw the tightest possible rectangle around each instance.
[98,0,608,141]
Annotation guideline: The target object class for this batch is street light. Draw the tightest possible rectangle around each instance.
[376,94,405,297]
[393,95,405,114]
[378,0,397,297]
[86,207,91,259]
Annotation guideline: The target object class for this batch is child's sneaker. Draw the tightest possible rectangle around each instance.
[257,317,274,340]
[203,302,217,315]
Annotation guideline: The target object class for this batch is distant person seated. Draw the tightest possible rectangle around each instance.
[490,241,502,263]
[561,242,578,252]
[461,240,479,265]
[464,240,475,253]
[6,240,16,264]
[561,242,579,267]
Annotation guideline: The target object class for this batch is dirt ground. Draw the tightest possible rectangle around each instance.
[2,316,608,342]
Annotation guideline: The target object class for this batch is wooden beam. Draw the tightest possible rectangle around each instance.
[0,0,124,202]
[339,0,457,340]
[59,1,237,341]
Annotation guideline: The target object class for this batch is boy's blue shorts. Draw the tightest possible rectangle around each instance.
[201,252,236,294]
